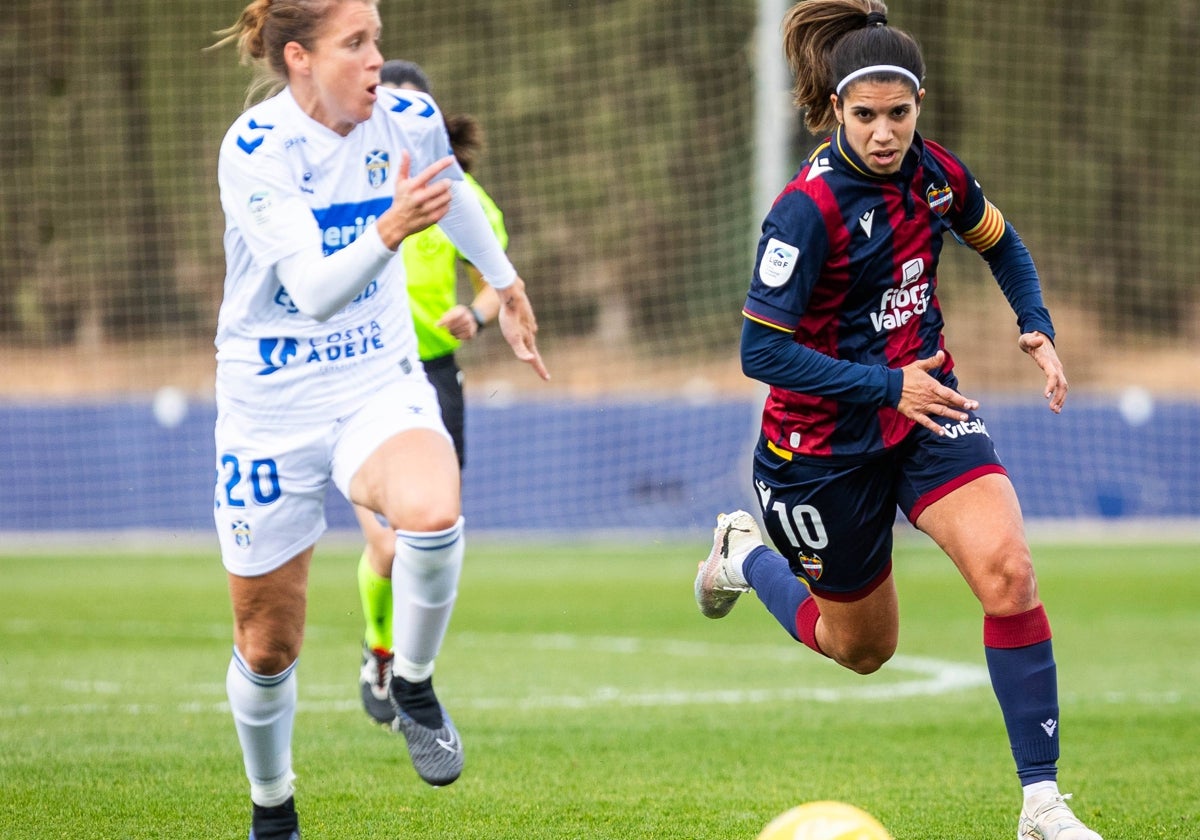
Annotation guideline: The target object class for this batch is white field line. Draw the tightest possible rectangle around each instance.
[3,630,993,717]
[1,630,1184,718]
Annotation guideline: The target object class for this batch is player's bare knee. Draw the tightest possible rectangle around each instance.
[238,638,298,677]
[978,555,1038,615]
[831,640,896,675]
[387,506,461,535]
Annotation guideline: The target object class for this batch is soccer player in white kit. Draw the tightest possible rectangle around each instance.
[211,2,548,837]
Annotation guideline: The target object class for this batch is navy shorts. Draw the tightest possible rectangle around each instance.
[423,353,466,467]
[750,409,1006,598]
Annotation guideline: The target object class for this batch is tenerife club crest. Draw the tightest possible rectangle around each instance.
[366,149,390,188]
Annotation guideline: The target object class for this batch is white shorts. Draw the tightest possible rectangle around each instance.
[213,377,450,576]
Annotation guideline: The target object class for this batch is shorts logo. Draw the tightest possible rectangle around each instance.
[366,149,390,188]
[938,417,989,439]
[231,519,252,549]
[797,552,823,581]
[759,238,799,287]
[258,337,299,375]
[926,183,953,216]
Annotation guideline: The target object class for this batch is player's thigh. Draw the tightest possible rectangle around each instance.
[752,439,898,598]
[895,413,1035,612]
[335,379,460,531]
[227,546,313,671]
[213,412,330,577]
[915,472,1036,614]
[811,572,900,668]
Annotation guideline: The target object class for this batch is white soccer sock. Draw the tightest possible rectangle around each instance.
[390,517,465,682]
[226,647,297,806]
[1023,779,1061,805]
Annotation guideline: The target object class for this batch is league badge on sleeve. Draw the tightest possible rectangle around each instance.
[248,190,273,225]
[759,238,799,288]
[365,150,390,189]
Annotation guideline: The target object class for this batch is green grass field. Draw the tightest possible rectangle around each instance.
[1,534,1197,839]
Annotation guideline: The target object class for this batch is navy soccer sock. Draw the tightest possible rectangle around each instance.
[742,545,813,644]
[984,605,1060,784]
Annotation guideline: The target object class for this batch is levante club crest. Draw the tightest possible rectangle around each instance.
[926,183,953,216]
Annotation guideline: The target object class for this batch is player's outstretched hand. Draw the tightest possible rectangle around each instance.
[896,350,979,436]
[497,277,550,381]
[376,152,454,249]
[1018,330,1068,413]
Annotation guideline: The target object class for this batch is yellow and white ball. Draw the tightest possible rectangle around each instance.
[756,801,892,840]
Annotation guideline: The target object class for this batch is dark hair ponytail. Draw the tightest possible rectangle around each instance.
[782,0,925,134]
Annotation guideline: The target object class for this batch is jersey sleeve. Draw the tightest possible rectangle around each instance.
[378,88,465,182]
[218,116,319,269]
[457,176,508,263]
[742,189,830,331]
[933,144,1055,339]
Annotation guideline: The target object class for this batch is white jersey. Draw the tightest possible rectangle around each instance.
[215,85,462,424]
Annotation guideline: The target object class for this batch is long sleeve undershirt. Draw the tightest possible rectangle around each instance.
[277,180,516,323]
[740,223,1051,409]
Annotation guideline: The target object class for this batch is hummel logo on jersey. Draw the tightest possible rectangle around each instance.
[806,157,833,181]
[236,118,275,155]
[859,209,875,238]
[390,94,436,119]
[1040,718,1058,738]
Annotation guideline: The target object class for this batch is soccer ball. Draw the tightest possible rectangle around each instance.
[755,801,893,840]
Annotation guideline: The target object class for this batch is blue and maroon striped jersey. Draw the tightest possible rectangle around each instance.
[742,129,1054,459]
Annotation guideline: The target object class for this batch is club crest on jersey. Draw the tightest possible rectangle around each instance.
[926,184,953,216]
[365,149,389,188]
[796,552,824,581]
[230,519,252,549]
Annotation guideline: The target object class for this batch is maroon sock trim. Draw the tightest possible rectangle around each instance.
[983,603,1052,649]
[795,597,826,656]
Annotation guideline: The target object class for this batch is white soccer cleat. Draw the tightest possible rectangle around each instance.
[1018,793,1103,840]
[694,510,761,619]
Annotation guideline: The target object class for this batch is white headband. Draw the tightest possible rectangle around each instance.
[835,64,921,96]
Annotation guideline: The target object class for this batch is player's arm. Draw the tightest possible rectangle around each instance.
[277,153,455,321]
[436,268,500,340]
[958,191,1067,412]
[740,318,902,405]
[740,192,899,404]
[438,180,548,379]
[437,181,506,339]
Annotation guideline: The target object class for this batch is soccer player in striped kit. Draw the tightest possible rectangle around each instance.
[211,1,547,837]
[694,2,1103,838]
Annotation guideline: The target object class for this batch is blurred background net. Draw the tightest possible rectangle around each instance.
[1,1,1197,531]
